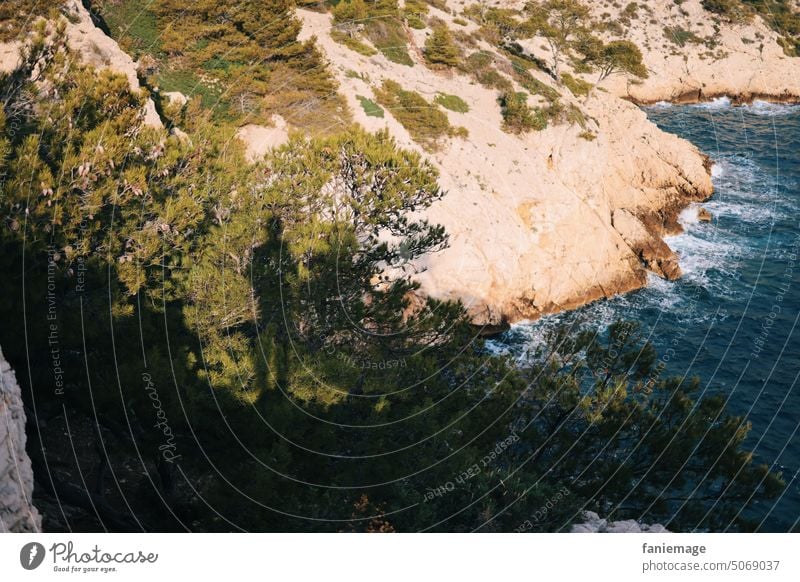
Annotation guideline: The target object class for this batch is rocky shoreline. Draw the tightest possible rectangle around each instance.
[628,91,800,107]
[4,1,797,331]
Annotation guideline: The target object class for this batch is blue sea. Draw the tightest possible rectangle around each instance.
[491,98,800,532]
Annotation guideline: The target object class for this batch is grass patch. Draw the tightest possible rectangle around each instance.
[156,68,230,118]
[561,73,592,97]
[331,29,379,56]
[356,95,384,117]
[92,0,161,59]
[663,26,704,47]
[434,93,470,113]
[365,19,414,66]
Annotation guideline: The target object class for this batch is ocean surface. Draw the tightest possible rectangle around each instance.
[491,98,800,531]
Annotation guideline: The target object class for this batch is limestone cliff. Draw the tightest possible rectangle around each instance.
[594,0,800,104]
[0,346,41,532]
[297,3,719,326]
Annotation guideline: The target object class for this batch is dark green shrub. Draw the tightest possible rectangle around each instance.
[499,91,547,133]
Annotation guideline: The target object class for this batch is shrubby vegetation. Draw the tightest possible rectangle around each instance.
[742,0,800,55]
[332,0,415,66]
[374,80,467,149]
[91,0,349,130]
[561,72,592,97]
[499,91,547,133]
[0,0,62,41]
[424,24,462,67]
[403,0,429,29]
[457,0,647,133]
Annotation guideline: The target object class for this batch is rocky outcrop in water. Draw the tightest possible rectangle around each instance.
[0,346,41,532]
[571,511,669,533]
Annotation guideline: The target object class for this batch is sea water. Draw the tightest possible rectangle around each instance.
[491,99,800,531]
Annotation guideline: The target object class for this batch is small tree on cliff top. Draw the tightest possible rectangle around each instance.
[592,39,648,82]
[524,0,590,80]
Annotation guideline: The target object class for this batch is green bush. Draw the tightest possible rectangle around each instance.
[434,93,470,113]
[403,0,429,29]
[499,91,547,133]
[332,0,368,24]
[476,69,514,91]
[464,51,494,72]
[424,25,462,67]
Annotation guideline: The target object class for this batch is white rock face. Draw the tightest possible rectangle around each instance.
[0,40,21,73]
[0,346,41,532]
[508,0,800,104]
[298,6,715,325]
[236,116,290,162]
[572,511,668,533]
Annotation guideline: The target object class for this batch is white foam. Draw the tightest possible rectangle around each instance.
[746,100,800,117]
[693,96,732,110]
[677,205,701,228]
[704,199,777,223]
